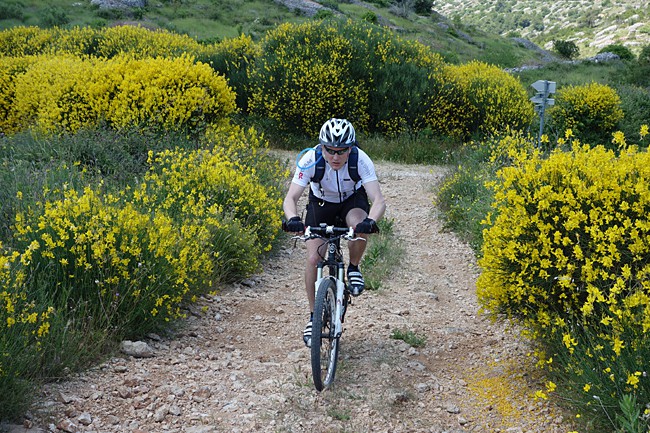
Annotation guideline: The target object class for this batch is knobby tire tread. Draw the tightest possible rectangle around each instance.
[311,278,339,391]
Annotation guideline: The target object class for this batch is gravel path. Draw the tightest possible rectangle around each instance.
[11,159,576,433]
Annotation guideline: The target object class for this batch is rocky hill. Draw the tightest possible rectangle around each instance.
[433,0,650,56]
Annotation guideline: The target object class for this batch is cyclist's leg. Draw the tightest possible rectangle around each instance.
[305,239,321,311]
[341,189,371,295]
[345,208,368,265]
[341,187,371,266]
[304,196,338,308]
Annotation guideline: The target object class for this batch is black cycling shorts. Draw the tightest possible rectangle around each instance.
[305,187,370,227]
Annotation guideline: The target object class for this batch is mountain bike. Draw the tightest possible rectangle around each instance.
[293,223,365,391]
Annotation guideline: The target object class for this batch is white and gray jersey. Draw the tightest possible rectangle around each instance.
[292,147,378,203]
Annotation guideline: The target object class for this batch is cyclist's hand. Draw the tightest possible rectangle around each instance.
[355,218,379,234]
[282,216,305,233]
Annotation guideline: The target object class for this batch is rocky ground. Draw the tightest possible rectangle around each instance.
[4,159,577,433]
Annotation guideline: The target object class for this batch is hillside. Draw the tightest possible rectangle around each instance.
[433,0,650,56]
[0,0,555,67]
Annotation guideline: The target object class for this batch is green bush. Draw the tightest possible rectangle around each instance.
[598,43,635,61]
[549,82,624,146]
[413,0,432,15]
[639,44,650,66]
[198,34,261,112]
[616,85,650,146]
[362,11,378,23]
[247,20,367,135]
[626,44,650,87]
[437,130,534,254]
[0,1,24,21]
[553,39,579,60]
[40,6,69,28]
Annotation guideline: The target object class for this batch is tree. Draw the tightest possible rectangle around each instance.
[413,0,432,15]
[553,40,579,60]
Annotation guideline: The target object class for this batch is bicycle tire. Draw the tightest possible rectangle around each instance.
[311,277,340,391]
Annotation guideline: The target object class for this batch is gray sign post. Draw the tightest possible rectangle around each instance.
[530,80,556,147]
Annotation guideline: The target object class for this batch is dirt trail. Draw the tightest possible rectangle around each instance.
[15,160,576,433]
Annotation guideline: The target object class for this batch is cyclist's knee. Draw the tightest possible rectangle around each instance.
[306,253,320,267]
[346,208,367,226]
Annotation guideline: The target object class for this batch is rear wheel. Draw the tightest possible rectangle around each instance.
[311,278,339,391]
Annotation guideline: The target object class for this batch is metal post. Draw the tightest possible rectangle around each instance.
[530,80,555,148]
[537,80,548,148]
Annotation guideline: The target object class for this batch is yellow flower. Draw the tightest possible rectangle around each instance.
[612,338,624,356]
[626,371,641,388]
[545,381,557,393]
[583,383,591,392]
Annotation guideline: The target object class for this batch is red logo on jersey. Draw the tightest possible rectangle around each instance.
[298,172,304,180]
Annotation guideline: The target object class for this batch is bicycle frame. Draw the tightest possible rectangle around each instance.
[314,233,347,338]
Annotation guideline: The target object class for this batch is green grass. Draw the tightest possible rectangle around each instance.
[390,328,427,347]
[513,60,630,90]
[362,130,459,165]
[361,218,404,291]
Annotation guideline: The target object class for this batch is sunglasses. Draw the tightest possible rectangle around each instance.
[323,146,349,156]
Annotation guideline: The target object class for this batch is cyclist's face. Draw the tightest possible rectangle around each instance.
[323,146,350,170]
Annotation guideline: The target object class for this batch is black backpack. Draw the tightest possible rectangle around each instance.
[311,146,361,183]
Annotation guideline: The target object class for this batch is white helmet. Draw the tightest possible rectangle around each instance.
[319,118,356,148]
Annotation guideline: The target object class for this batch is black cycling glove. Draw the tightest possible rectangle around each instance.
[282,216,305,233]
[355,218,379,234]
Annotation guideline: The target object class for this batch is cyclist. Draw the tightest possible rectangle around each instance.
[282,118,386,347]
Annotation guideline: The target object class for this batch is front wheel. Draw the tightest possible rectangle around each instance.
[311,277,339,391]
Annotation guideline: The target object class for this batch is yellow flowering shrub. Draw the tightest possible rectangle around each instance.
[0,56,38,134]
[137,147,283,280]
[202,123,289,200]
[95,25,207,59]
[478,133,650,418]
[102,54,236,132]
[12,186,213,334]
[427,61,534,138]
[248,21,368,135]
[5,54,236,135]
[248,19,446,136]
[479,141,650,337]
[0,26,55,57]
[0,245,54,417]
[0,25,205,59]
[0,26,99,57]
[0,245,54,356]
[549,82,624,146]
[9,55,101,134]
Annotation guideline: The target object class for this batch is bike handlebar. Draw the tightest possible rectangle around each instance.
[291,225,366,242]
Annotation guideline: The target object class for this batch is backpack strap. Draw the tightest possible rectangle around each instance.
[311,147,326,183]
[347,146,360,183]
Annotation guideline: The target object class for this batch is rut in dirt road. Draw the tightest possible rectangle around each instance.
[18,160,576,433]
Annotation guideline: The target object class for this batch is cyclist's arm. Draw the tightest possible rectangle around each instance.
[283,181,307,220]
[363,180,386,222]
